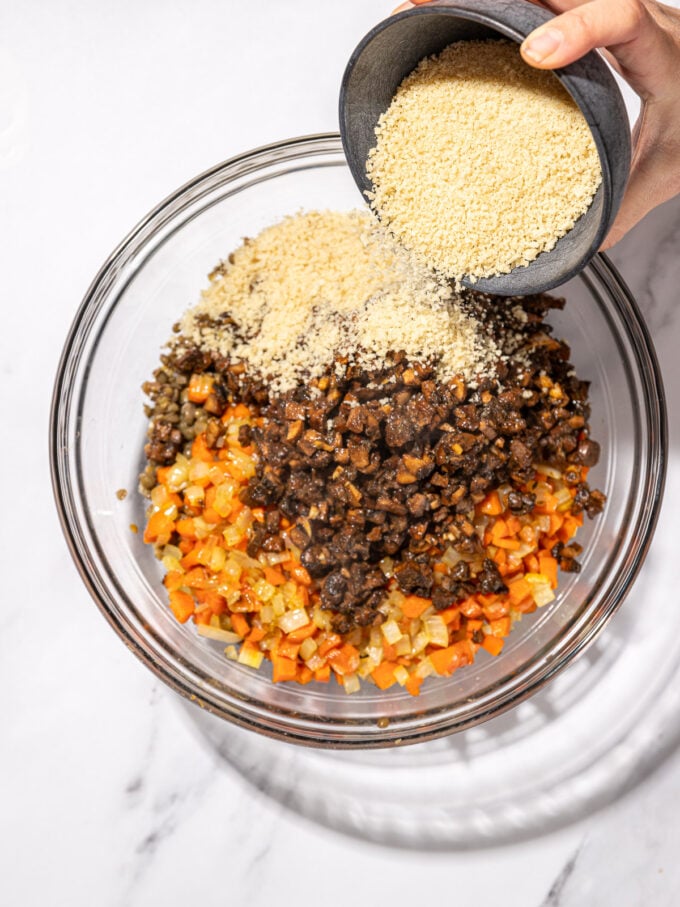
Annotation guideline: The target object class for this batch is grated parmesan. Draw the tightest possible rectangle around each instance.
[180,209,500,393]
[365,40,603,281]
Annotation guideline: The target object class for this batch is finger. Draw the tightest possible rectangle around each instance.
[392,2,413,12]
[520,0,649,69]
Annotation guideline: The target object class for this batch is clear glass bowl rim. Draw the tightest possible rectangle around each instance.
[50,133,668,748]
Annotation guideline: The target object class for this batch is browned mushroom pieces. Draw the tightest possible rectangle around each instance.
[478,559,508,594]
[384,410,415,448]
[300,545,333,577]
[347,437,371,470]
[586,488,606,517]
[394,560,433,595]
[509,438,533,469]
[284,400,307,421]
[288,524,311,550]
[507,491,536,514]
[576,438,601,467]
[345,407,366,434]
[405,493,428,518]
[320,570,347,606]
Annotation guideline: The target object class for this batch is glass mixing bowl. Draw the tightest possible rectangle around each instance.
[50,134,666,748]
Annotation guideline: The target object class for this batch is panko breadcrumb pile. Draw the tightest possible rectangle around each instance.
[181,210,499,394]
[366,40,602,281]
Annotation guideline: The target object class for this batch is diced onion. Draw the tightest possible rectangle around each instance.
[343,673,361,694]
[526,573,556,607]
[535,463,563,479]
[238,646,264,669]
[277,608,310,633]
[424,615,449,648]
[299,638,317,661]
[393,665,410,686]
[197,624,242,644]
[415,657,436,679]
[381,619,402,645]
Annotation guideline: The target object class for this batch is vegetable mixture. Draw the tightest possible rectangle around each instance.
[139,211,604,695]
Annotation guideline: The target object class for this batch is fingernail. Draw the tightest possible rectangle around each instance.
[522,28,563,63]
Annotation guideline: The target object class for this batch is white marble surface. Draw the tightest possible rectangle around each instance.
[2,1,680,904]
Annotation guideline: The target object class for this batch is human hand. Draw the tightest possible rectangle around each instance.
[392,0,680,248]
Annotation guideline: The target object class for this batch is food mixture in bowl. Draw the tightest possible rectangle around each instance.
[139,209,604,695]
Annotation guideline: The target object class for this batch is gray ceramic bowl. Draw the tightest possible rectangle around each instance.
[339,0,631,295]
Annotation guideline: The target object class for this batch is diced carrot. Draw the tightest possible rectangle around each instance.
[232,403,251,420]
[176,518,197,539]
[288,563,312,586]
[248,626,266,643]
[169,590,195,624]
[318,633,343,657]
[240,586,261,611]
[271,653,298,683]
[178,539,193,554]
[188,374,214,403]
[327,644,360,676]
[439,607,461,628]
[507,576,532,606]
[277,639,300,661]
[182,566,212,589]
[156,465,172,486]
[549,513,564,535]
[297,665,314,685]
[371,661,398,690]
[506,516,522,535]
[477,594,498,607]
[482,635,505,656]
[460,597,483,618]
[525,554,540,574]
[314,665,331,682]
[231,613,250,638]
[490,518,509,543]
[466,619,484,632]
[263,565,286,585]
[180,545,202,569]
[480,491,503,516]
[191,434,214,463]
[298,586,310,608]
[429,641,474,676]
[163,571,185,592]
[496,537,521,550]
[492,546,508,567]
[482,600,510,621]
[401,595,432,619]
[433,562,448,574]
[405,674,423,696]
[538,553,559,589]
[488,616,511,637]
[381,640,397,661]
[514,597,537,614]
[143,510,175,544]
[538,493,558,514]
[194,590,226,614]
[287,622,317,643]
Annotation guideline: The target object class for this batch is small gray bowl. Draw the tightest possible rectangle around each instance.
[339,0,631,295]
